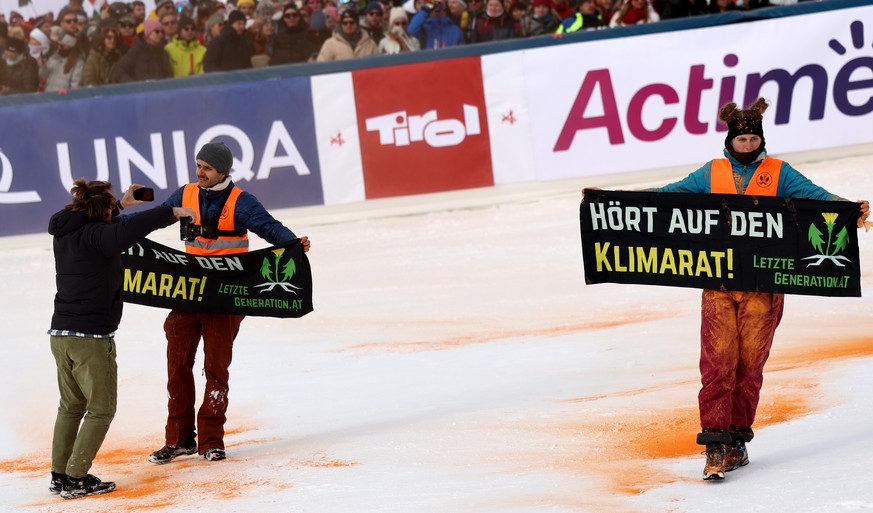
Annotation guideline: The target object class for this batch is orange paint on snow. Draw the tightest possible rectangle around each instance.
[299,452,360,468]
[551,335,873,502]
[769,336,873,369]
[3,320,868,513]
[0,456,44,475]
[0,427,306,512]
[342,311,678,353]
[302,458,360,468]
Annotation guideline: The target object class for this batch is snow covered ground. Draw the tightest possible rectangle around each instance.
[1,149,872,513]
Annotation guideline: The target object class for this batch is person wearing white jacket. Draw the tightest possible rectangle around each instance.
[378,7,421,54]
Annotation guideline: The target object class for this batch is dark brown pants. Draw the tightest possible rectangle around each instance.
[163,310,245,453]
[698,290,784,431]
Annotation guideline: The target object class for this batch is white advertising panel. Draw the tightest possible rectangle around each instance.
[481,52,537,185]
[312,72,367,205]
[514,6,873,181]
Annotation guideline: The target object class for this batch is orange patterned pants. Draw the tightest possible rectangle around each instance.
[698,290,784,431]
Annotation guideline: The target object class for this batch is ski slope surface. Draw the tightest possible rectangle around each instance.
[1,150,872,513]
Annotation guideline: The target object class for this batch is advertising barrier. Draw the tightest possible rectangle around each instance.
[503,5,873,182]
[2,2,871,237]
[0,78,323,236]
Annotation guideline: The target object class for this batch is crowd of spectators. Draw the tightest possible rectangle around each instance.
[1,0,801,95]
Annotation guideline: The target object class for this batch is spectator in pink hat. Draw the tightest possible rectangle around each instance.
[111,18,173,82]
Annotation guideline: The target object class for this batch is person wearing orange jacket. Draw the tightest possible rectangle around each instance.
[148,142,310,464]
[649,98,869,480]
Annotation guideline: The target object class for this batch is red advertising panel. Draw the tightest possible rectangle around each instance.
[353,58,494,199]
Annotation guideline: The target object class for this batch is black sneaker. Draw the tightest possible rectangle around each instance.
[148,433,198,464]
[60,474,116,499]
[203,448,226,462]
[49,472,66,494]
[703,443,726,481]
[725,440,749,471]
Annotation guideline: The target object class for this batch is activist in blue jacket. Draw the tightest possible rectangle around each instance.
[48,179,193,499]
[408,1,466,49]
[652,150,845,201]
[648,98,869,482]
[148,142,310,465]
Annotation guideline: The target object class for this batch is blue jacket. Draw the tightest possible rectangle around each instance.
[652,150,845,201]
[408,11,465,49]
[162,180,296,245]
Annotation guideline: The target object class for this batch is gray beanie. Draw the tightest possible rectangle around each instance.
[196,142,233,174]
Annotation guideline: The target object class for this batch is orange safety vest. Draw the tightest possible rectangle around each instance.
[181,183,249,255]
[710,157,782,196]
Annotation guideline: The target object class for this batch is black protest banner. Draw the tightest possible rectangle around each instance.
[121,238,313,317]
[580,190,862,297]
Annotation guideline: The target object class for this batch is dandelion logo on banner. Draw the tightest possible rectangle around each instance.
[256,247,302,293]
[803,212,852,267]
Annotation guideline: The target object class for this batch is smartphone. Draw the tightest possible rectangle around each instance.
[133,188,155,201]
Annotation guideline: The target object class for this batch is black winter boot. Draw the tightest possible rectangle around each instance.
[148,431,198,464]
[49,472,66,494]
[60,474,116,499]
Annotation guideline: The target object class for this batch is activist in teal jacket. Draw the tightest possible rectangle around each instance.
[643,98,869,482]
[150,142,310,465]
[48,178,192,498]
[651,150,845,201]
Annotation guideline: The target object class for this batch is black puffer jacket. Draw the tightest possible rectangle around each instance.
[204,25,254,72]
[111,35,173,83]
[48,205,176,335]
[0,55,40,94]
[270,23,316,66]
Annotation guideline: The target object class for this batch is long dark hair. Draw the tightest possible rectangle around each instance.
[65,178,117,221]
[92,27,123,56]
[62,36,86,75]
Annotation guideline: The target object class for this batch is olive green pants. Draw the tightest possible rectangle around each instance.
[50,336,117,478]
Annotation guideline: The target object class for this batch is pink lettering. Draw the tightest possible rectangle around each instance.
[553,69,624,151]
[627,84,679,141]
